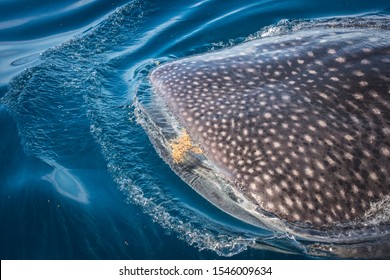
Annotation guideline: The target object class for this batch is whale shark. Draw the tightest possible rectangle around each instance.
[146,24,390,248]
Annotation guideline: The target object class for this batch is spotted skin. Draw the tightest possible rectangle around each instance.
[150,28,390,228]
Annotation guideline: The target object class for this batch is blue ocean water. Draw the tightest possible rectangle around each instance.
[0,0,389,260]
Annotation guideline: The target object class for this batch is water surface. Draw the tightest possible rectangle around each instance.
[0,0,389,259]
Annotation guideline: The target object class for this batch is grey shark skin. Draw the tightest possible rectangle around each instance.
[150,27,390,232]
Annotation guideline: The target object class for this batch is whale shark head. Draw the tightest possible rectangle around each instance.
[149,26,390,236]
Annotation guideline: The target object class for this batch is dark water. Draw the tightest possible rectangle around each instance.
[0,0,389,260]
